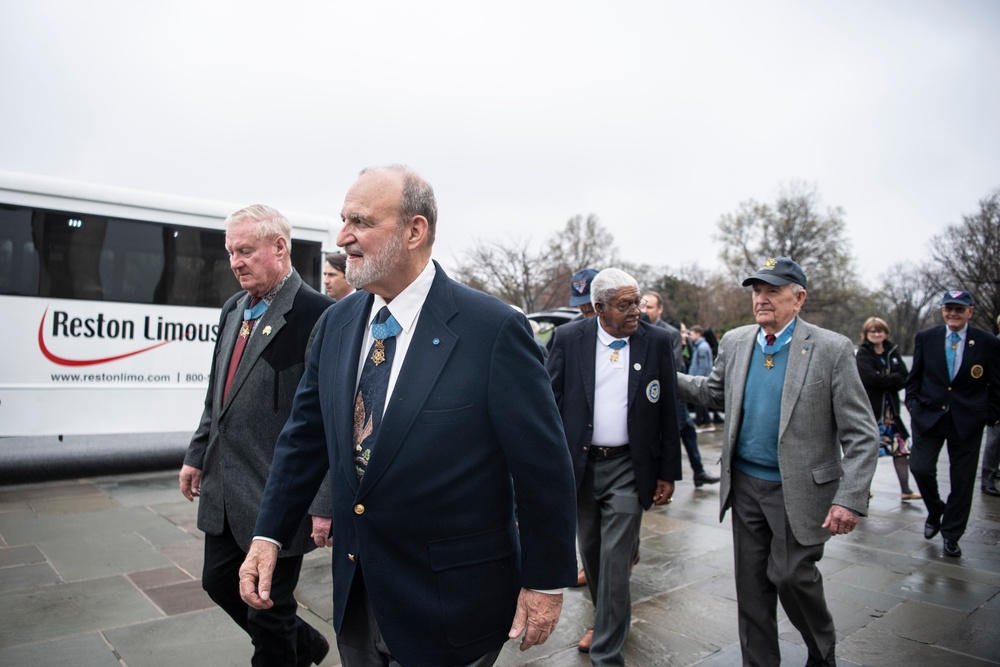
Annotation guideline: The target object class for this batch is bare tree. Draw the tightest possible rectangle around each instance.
[716,181,865,336]
[928,188,1000,332]
[453,213,619,313]
[536,214,619,310]
[453,237,547,312]
[874,262,938,354]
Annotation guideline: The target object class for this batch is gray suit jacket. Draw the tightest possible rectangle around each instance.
[185,269,333,556]
[676,317,878,545]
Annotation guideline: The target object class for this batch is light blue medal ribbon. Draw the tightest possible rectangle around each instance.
[371,314,402,341]
[760,322,795,355]
[244,299,269,321]
[608,339,626,362]
[239,298,269,339]
[369,313,402,366]
[760,321,795,369]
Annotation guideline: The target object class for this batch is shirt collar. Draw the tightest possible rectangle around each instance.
[369,259,435,332]
[756,317,796,346]
[254,269,293,306]
[596,318,629,347]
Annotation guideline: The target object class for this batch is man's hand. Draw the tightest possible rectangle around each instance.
[179,465,202,501]
[508,589,562,651]
[239,540,279,610]
[822,504,858,536]
[311,516,332,548]
[652,480,675,506]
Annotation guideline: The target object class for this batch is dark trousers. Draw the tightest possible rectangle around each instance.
[337,569,502,667]
[731,470,835,666]
[909,413,984,540]
[693,404,712,426]
[676,399,706,475]
[202,518,320,667]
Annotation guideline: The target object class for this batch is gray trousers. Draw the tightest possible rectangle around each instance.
[731,469,835,666]
[983,424,1000,487]
[577,454,642,667]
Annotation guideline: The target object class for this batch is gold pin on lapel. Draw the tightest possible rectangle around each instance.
[263,325,272,336]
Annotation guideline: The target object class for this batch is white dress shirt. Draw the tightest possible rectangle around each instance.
[592,319,630,447]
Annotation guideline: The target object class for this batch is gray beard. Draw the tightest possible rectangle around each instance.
[344,231,405,289]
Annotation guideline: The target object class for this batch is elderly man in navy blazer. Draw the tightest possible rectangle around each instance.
[906,290,1000,557]
[238,166,577,667]
[548,267,681,666]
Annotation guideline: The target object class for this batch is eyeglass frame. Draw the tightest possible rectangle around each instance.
[601,297,648,314]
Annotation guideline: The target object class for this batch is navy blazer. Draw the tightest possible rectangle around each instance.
[254,262,577,667]
[547,318,682,508]
[906,325,1000,442]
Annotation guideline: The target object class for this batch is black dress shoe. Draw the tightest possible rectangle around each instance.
[943,538,962,557]
[693,472,720,487]
[924,518,941,540]
[982,483,1000,497]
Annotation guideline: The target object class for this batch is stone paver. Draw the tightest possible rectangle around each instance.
[0,430,998,666]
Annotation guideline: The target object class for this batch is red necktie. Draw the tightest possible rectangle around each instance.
[765,334,776,346]
[223,297,261,400]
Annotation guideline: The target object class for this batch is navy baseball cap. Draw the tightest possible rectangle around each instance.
[742,257,808,290]
[569,268,599,306]
[941,290,974,306]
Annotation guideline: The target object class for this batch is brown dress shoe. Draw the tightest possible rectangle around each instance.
[578,628,594,653]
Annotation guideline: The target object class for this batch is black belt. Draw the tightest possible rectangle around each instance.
[588,444,630,460]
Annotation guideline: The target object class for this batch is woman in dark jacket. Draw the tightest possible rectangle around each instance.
[856,317,920,500]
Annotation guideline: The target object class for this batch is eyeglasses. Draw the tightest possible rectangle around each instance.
[942,305,969,313]
[607,298,647,314]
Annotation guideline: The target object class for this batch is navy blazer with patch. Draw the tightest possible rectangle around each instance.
[906,324,1000,441]
[547,317,682,508]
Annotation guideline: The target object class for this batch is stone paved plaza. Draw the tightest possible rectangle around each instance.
[1,430,998,666]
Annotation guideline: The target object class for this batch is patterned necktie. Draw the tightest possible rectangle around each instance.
[765,334,776,346]
[353,307,401,479]
[946,332,960,380]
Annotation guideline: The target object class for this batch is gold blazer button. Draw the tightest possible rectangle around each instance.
[348,553,356,562]
[354,504,365,515]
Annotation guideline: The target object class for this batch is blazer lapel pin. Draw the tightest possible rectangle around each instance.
[263,325,272,336]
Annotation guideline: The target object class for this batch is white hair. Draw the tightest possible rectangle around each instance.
[591,268,638,307]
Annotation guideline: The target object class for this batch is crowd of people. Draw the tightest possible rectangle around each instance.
[178,165,999,667]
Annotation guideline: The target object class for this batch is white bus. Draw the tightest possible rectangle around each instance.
[0,171,335,437]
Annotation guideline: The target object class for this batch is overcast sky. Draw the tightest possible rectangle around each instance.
[2,1,998,287]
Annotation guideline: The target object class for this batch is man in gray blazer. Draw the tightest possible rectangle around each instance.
[179,204,333,666]
[676,257,877,667]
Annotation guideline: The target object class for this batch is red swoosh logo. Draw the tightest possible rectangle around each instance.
[38,307,171,366]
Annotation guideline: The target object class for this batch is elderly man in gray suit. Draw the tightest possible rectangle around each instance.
[676,257,877,667]
[180,204,333,666]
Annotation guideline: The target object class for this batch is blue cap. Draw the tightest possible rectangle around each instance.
[742,257,808,290]
[941,290,974,306]
[569,268,599,306]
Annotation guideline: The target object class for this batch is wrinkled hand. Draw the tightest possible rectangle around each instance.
[508,589,563,651]
[239,540,279,610]
[311,516,332,548]
[179,465,202,501]
[652,480,675,506]
[822,505,858,536]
